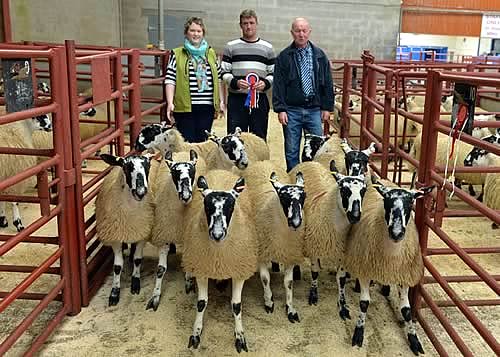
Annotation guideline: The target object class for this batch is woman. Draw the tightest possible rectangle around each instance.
[164,17,224,143]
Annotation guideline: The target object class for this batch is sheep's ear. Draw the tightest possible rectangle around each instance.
[100,154,123,167]
[189,149,198,165]
[412,185,434,199]
[234,127,242,137]
[197,176,209,192]
[330,160,339,173]
[143,152,155,161]
[232,177,245,196]
[206,130,220,144]
[270,172,284,191]
[362,142,376,157]
[340,139,352,154]
[295,171,304,187]
[164,151,174,168]
[374,183,390,197]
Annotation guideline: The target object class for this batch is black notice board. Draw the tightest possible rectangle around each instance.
[451,83,476,136]
[2,58,34,113]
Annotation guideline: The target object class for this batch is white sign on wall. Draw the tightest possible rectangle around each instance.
[481,14,500,38]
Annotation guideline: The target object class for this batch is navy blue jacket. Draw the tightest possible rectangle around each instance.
[273,41,334,113]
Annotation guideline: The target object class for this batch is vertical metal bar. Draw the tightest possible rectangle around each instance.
[381,71,393,178]
[340,63,352,138]
[128,49,142,149]
[64,39,88,307]
[50,45,82,315]
[113,52,124,156]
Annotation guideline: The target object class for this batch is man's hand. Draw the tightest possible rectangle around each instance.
[166,103,175,123]
[217,101,226,119]
[255,80,266,92]
[278,112,288,125]
[321,110,330,123]
[237,79,250,90]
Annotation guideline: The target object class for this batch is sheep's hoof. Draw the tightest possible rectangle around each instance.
[408,333,424,355]
[492,223,499,230]
[338,305,351,320]
[234,333,248,353]
[13,219,24,232]
[264,302,274,313]
[468,185,476,196]
[477,194,483,202]
[215,279,229,292]
[108,287,120,306]
[345,271,351,279]
[0,216,7,228]
[286,306,300,323]
[308,287,318,305]
[185,278,196,294]
[381,285,391,297]
[130,277,140,294]
[353,279,361,293]
[271,262,280,272]
[168,243,176,255]
[293,265,301,281]
[146,295,160,311]
[352,325,365,347]
[188,335,200,349]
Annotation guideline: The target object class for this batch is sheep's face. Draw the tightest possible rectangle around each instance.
[37,82,50,94]
[165,150,198,204]
[374,185,433,242]
[81,107,97,117]
[301,134,326,162]
[101,154,152,201]
[342,141,376,176]
[32,114,52,132]
[332,172,367,224]
[198,176,245,242]
[464,132,500,167]
[270,171,306,230]
[218,128,248,169]
[135,122,173,152]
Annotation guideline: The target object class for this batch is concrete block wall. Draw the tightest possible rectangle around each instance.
[9,0,121,46]
[122,0,401,60]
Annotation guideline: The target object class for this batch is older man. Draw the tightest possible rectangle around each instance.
[273,17,334,172]
[221,9,275,141]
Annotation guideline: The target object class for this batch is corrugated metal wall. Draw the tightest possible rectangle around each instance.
[403,0,500,11]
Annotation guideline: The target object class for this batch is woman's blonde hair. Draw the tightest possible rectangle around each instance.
[184,17,206,36]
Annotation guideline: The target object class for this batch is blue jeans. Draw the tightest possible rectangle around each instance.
[283,106,322,172]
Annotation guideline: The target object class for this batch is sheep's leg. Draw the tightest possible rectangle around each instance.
[12,202,24,231]
[146,243,169,311]
[232,278,248,353]
[259,262,274,313]
[468,184,476,197]
[352,278,370,348]
[188,277,208,350]
[477,184,484,202]
[308,257,320,305]
[337,267,351,320]
[185,271,196,294]
[399,286,424,355]
[109,242,124,306]
[0,201,7,227]
[410,172,416,190]
[284,265,299,323]
[130,240,145,295]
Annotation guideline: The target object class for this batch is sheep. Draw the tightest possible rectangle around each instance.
[0,116,52,232]
[343,180,433,355]
[135,124,250,170]
[239,129,270,161]
[289,161,368,320]
[463,128,500,167]
[483,160,500,229]
[409,130,488,198]
[182,170,257,352]
[95,153,158,306]
[236,160,306,322]
[146,150,207,311]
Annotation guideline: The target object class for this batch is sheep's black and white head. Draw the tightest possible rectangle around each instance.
[464,130,500,167]
[101,153,152,202]
[331,160,367,224]
[31,114,52,132]
[270,171,306,229]
[301,133,327,162]
[135,122,173,153]
[374,184,434,242]
[37,82,50,94]
[165,149,198,204]
[341,140,376,176]
[197,176,245,242]
[208,127,248,169]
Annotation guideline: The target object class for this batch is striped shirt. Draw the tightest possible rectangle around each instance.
[165,52,222,106]
[221,38,275,94]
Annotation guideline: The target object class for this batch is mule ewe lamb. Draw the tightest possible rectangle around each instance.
[182,170,257,353]
[344,180,433,355]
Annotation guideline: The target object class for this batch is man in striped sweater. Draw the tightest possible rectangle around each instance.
[221,9,275,141]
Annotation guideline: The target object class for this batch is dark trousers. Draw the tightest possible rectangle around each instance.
[174,104,215,143]
[227,92,270,141]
